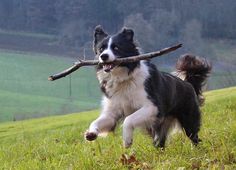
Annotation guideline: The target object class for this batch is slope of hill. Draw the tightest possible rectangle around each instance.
[0,87,235,169]
[0,50,100,122]
[0,30,82,57]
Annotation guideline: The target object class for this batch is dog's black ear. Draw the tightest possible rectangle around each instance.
[93,25,108,54]
[94,25,108,44]
[121,27,134,41]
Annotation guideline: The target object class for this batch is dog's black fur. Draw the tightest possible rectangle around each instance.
[145,60,211,147]
[86,26,211,148]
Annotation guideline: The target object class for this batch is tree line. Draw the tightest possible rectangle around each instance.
[0,0,235,56]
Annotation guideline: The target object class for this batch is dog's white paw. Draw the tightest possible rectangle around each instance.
[84,131,97,141]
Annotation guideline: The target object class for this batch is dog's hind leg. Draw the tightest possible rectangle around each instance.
[153,130,167,148]
[153,116,174,148]
[177,104,201,146]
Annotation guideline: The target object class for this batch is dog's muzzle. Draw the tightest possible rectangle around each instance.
[99,53,116,72]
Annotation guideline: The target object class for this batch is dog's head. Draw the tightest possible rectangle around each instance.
[93,25,140,73]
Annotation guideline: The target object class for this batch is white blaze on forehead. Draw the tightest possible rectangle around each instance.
[108,37,112,49]
[99,37,116,63]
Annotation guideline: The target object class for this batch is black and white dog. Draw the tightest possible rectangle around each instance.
[85,25,211,148]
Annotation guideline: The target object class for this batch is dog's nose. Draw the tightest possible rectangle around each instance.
[100,54,109,61]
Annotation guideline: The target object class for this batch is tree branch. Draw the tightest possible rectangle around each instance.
[48,43,182,81]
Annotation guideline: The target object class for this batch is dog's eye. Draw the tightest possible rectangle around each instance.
[113,45,119,51]
[99,46,104,52]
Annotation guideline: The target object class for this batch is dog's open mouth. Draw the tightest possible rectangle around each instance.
[103,63,115,72]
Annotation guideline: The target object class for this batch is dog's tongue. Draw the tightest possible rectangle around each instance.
[103,64,113,72]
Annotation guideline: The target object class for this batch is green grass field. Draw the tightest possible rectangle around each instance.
[0,87,235,169]
[0,50,100,122]
[0,36,235,122]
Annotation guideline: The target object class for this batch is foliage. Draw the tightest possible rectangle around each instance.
[0,87,235,169]
[0,0,235,49]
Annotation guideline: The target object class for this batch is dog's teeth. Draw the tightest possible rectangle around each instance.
[103,64,114,72]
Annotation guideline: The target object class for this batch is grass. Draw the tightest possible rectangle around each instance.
[0,29,57,40]
[0,87,235,169]
[0,50,100,122]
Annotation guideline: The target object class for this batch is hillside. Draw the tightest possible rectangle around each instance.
[0,50,100,122]
[0,87,235,169]
[0,43,235,123]
[0,30,83,57]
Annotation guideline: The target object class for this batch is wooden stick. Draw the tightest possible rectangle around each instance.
[48,43,182,81]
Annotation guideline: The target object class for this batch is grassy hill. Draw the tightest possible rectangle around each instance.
[0,31,235,123]
[0,87,235,169]
[0,50,100,122]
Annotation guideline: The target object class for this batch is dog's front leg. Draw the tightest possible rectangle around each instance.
[123,105,158,148]
[85,113,117,141]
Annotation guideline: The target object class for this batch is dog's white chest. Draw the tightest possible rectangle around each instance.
[97,62,151,117]
[113,82,147,115]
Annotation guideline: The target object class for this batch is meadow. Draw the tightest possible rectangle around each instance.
[0,50,100,122]
[0,33,235,122]
[0,87,235,169]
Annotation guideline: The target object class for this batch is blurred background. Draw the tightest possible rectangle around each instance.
[0,0,235,122]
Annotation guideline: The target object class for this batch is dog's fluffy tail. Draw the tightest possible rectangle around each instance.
[174,54,212,105]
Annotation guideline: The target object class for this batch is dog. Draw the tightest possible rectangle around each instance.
[84,25,211,148]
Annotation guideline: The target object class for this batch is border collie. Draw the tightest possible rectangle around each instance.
[85,25,211,148]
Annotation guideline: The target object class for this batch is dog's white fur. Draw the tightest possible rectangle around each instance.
[98,38,116,63]
[88,61,158,147]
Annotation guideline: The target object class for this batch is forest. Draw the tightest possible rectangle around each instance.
[0,0,235,54]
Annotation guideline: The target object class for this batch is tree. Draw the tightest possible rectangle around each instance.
[181,19,213,58]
